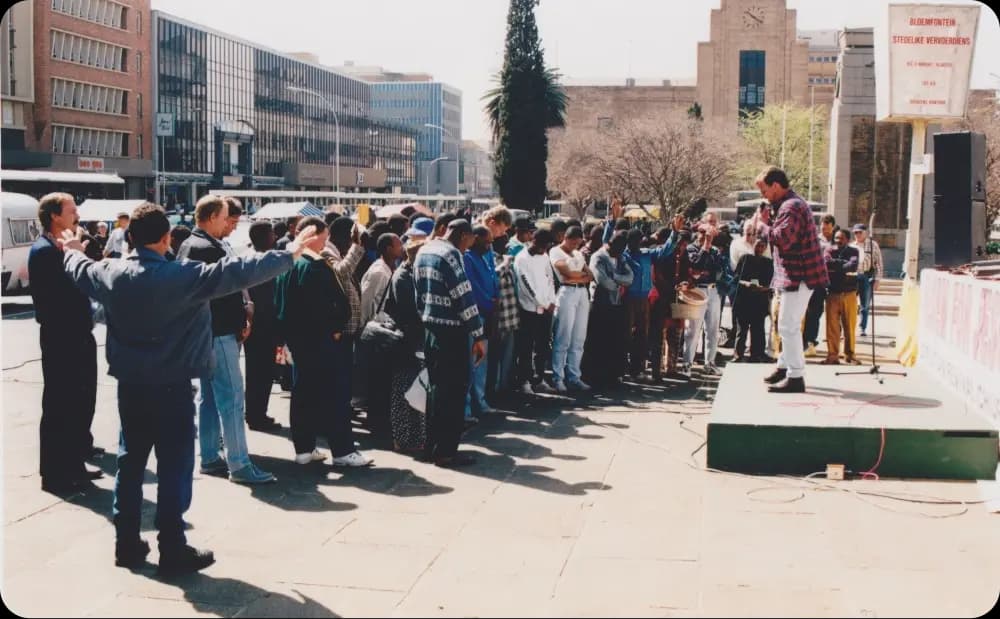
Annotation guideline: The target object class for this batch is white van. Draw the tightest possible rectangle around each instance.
[1,192,41,294]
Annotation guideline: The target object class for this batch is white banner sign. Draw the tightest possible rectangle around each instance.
[877,3,980,121]
[155,113,175,137]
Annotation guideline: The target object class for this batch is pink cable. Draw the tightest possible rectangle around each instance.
[859,427,886,480]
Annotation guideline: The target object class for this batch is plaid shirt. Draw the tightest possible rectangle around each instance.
[495,257,521,333]
[758,190,829,291]
[321,242,365,336]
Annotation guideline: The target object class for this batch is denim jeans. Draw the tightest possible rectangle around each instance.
[487,329,517,395]
[857,276,873,332]
[465,336,490,417]
[551,286,590,384]
[198,334,251,471]
[114,380,194,551]
[683,286,720,366]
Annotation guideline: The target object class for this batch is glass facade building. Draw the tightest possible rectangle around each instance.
[369,81,462,193]
[153,12,417,203]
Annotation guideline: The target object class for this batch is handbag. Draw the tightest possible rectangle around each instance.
[404,368,430,413]
[360,280,403,354]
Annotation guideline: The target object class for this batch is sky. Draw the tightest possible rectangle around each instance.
[152,0,1000,142]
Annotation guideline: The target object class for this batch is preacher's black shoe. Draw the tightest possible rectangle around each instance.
[768,377,806,394]
[763,368,787,384]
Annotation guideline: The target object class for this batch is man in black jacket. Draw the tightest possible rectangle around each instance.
[244,222,282,432]
[177,196,274,484]
[275,217,373,467]
[732,238,774,363]
[28,193,103,493]
[821,229,861,365]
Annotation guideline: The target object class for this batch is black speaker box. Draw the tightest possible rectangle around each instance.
[933,131,987,267]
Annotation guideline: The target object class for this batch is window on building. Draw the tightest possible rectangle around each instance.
[136,92,142,117]
[52,124,131,157]
[50,29,128,73]
[739,50,766,114]
[137,134,142,158]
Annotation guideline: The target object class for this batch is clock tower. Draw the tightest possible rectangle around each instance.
[696,0,810,131]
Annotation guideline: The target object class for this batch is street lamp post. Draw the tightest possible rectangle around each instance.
[426,156,450,198]
[287,86,340,193]
[808,85,815,202]
[424,123,458,195]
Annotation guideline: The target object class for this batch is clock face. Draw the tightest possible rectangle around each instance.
[742,5,765,29]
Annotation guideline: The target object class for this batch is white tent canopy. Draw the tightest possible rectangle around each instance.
[77,199,147,222]
[251,201,324,220]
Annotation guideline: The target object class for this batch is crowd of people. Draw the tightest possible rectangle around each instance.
[24,165,883,575]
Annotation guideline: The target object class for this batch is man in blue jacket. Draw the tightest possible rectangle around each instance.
[60,204,314,574]
[463,225,500,418]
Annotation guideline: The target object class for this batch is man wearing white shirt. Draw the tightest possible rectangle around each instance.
[103,213,130,258]
[549,226,593,392]
[513,229,557,395]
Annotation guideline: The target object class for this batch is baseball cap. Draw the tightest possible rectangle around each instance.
[447,218,473,234]
[405,217,435,238]
[852,223,867,232]
[512,216,536,232]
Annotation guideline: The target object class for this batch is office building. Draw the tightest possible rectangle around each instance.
[1,0,154,198]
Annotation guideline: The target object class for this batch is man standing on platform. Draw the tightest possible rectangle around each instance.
[754,166,829,394]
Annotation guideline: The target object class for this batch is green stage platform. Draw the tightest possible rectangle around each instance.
[706,364,999,480]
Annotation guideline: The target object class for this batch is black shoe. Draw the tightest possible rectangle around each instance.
[246,417,281,432]
[435,453,476,468]
[763,368,787,384]
[157,545,215,575]
[41,477,91,494]
[83,465,104,480]
[115,539,150,569]
[768,377,806,393]
[751,355,776,364]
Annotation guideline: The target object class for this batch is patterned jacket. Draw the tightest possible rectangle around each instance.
[321,241,365,336]
[494,256,521,333]
[414,239,485,341]
[757,190,829,291]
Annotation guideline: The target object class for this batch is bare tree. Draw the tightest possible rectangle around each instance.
[547,128,609,219]
[962,99,1000,239]
[590,113,739,222]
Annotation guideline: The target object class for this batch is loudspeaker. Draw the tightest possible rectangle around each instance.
[933,131,987,267]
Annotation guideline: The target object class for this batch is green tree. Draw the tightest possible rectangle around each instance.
[737,103,829,201]
[484,0,567,212]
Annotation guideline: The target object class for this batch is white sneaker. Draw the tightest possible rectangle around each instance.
[520,382,536,396]
[568,380,591,392]
[553,380,568,393]
[294,450,328,465]
[680,364,693,378]
[805,344,817,358]
[331,451,374,468]
[704,364,722,376]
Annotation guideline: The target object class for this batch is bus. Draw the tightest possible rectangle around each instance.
[0,169,127,202]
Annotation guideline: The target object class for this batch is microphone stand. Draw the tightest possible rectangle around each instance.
[836,211,906,384]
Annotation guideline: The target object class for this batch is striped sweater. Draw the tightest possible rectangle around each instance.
[414,239,485,341]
